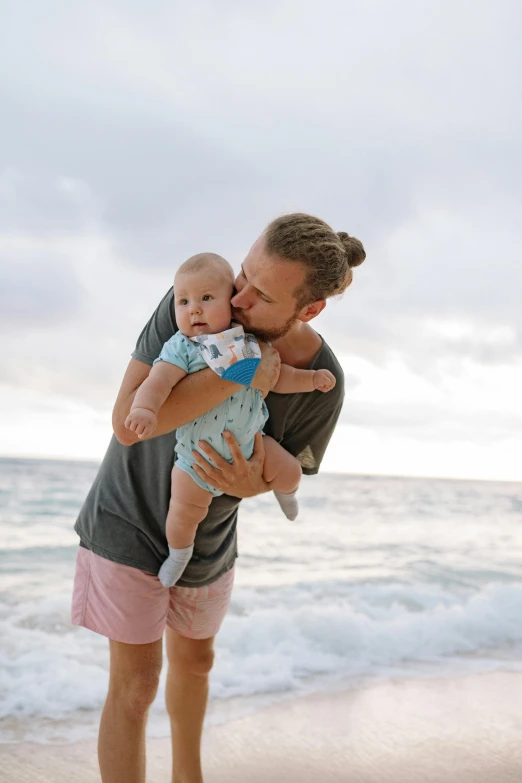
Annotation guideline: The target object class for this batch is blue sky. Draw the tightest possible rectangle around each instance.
[2,0,521,480]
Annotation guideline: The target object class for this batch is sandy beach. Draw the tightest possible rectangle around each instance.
[2,671,522,782]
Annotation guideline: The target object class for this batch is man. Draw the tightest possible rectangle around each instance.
[72,212,365,783]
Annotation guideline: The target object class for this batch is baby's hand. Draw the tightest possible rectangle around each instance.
[125,408,158,438]
[313,369,336,393]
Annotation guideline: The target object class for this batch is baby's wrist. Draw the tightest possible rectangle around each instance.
[131,405,157,417]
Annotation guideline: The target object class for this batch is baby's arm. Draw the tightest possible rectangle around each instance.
[125,362,187,438]
[272,364,336,394]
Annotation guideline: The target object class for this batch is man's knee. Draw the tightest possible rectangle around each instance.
[173,645,215,677]
[188,646,215,676]
[168,634,215,677]
[109,668,162,716]
[107,640,163,718]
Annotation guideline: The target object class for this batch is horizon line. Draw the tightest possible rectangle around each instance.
[0,453,520,486]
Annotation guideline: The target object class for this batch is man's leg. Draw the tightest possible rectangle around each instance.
[98,638,163,783]
[165,629,215,783]
[164,567,235,783]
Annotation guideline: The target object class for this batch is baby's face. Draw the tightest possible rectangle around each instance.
[174,267,233,336]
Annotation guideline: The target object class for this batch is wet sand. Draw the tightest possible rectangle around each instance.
[2,671,522,782]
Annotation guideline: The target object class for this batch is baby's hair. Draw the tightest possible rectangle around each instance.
[177,253,234,281]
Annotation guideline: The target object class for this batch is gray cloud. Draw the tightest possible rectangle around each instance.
[0,251,85,325]
[1,0,521,461]
[342,401,522,445]
[3,0,520,268]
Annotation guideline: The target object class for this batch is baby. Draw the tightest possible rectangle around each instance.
[125,253,336,587]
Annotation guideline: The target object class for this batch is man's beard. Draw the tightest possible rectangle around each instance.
[232,308,299,342]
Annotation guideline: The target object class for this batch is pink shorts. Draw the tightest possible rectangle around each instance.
[71,547,235,644]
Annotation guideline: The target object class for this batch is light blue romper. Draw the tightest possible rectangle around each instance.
[155,331,269,496]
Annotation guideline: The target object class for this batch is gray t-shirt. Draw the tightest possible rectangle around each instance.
[75,289,345,587]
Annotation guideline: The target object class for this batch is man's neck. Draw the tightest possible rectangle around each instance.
[272,321,322,368]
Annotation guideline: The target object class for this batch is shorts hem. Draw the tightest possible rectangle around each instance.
[75,616,165,646]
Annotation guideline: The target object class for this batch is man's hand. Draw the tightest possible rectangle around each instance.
[313,369,336,393]
[192,432,270,498]
[250,342,281,394]
[125,407,158,439]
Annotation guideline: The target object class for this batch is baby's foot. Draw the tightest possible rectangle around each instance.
[158,544,194,587]
[274,490,299,521]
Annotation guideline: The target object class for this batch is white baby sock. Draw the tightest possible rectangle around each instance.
[274,490,299,521]
[158,544,194,588]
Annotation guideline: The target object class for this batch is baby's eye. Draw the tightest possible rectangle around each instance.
[202,294,212,301]
[179,299,188,306]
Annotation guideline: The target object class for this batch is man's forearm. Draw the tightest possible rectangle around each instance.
[152,370,241,438]
[120,369,241,444]
[113,342,280,447]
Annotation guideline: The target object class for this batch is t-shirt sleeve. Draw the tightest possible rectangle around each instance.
[280,377,345,476]
[132,289,177,366]
[153,332,193,373]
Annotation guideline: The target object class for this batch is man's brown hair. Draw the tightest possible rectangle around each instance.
[264,213,366,305]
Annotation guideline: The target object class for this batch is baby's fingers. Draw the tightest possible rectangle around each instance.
[317,375,335,392]
[125,415,137,431]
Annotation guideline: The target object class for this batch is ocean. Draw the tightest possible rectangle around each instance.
[1,456,522,744]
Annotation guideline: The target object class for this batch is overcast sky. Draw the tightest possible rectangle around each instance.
[2,0,521,480]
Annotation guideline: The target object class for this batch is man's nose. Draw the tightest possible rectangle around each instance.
[231,288,250,308]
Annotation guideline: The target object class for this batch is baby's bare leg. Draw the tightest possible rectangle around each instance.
[262,435,301,520]
[158,466,213,588]
[263,435,302,491]
[166,466,213,547]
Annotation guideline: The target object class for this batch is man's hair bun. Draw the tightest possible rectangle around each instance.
[337,232,366,269]
[263,213,366,303]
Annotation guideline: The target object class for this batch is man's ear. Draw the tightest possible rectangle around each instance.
[298,299,326,323]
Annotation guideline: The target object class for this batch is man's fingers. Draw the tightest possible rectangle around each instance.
[193,460,221,481]
[222,431,247,464]
[196,442,231,472]
[192,462,221,485]
[192,450,228,483]
[251,432,265,462]
[253,343,281,391]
